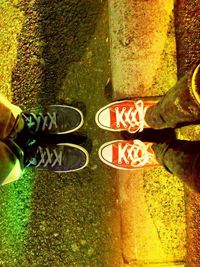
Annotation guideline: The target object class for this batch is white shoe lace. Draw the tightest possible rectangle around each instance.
[115,100,148,133]
[118,140,152,167]
[36,146,62,168]
[24,112,58,132]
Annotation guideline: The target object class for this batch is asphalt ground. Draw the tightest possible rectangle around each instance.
[0,0,121,266]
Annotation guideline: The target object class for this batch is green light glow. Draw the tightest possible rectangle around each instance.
[0,170,34,262]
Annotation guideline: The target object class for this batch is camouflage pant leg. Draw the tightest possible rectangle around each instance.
[145,64,200,129]
[152,140,200,192]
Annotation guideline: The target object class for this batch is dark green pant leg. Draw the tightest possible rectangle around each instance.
[152,140,200,192]
[145,64,200,129]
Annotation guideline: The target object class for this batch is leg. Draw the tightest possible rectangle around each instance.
[99,127,200,192]
[0,139,24,185]
[95,64,200,133]
[145,64,200,129]
[0,93,24,139]
[152,139,200,192]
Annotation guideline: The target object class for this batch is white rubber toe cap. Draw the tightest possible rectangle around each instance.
[99,144,113,163]
[96,108,111,128]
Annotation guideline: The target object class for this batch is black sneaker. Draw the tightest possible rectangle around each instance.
[25,140,89,172]
[22,105,84,135]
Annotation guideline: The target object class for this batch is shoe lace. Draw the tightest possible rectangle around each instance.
[36,146,63,168]
[24,112,58,132]
[25,138,63,168]
[118,140,152,167]
[115,100,148,133]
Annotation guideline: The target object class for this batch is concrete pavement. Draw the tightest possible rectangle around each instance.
[108,0,199,265]
[174,1,200,266]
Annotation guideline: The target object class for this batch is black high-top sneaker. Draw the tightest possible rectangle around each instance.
[22,105,84,135]
[24,138,89,173]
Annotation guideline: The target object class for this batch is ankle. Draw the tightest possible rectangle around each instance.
[145,105,166,129]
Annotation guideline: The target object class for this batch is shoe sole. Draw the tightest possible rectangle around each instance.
[98,140,160,170]
[95,99,157,132]
[56,143,89,172]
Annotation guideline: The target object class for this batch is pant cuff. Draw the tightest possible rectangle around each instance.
[191,63,200,105]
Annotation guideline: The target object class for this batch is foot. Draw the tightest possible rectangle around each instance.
[98,139,159,170]
[25,139,89,172]
[22,105,84,135]
[95,99,157,133]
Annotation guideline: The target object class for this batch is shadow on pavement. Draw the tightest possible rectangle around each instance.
[12,0,105,107]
